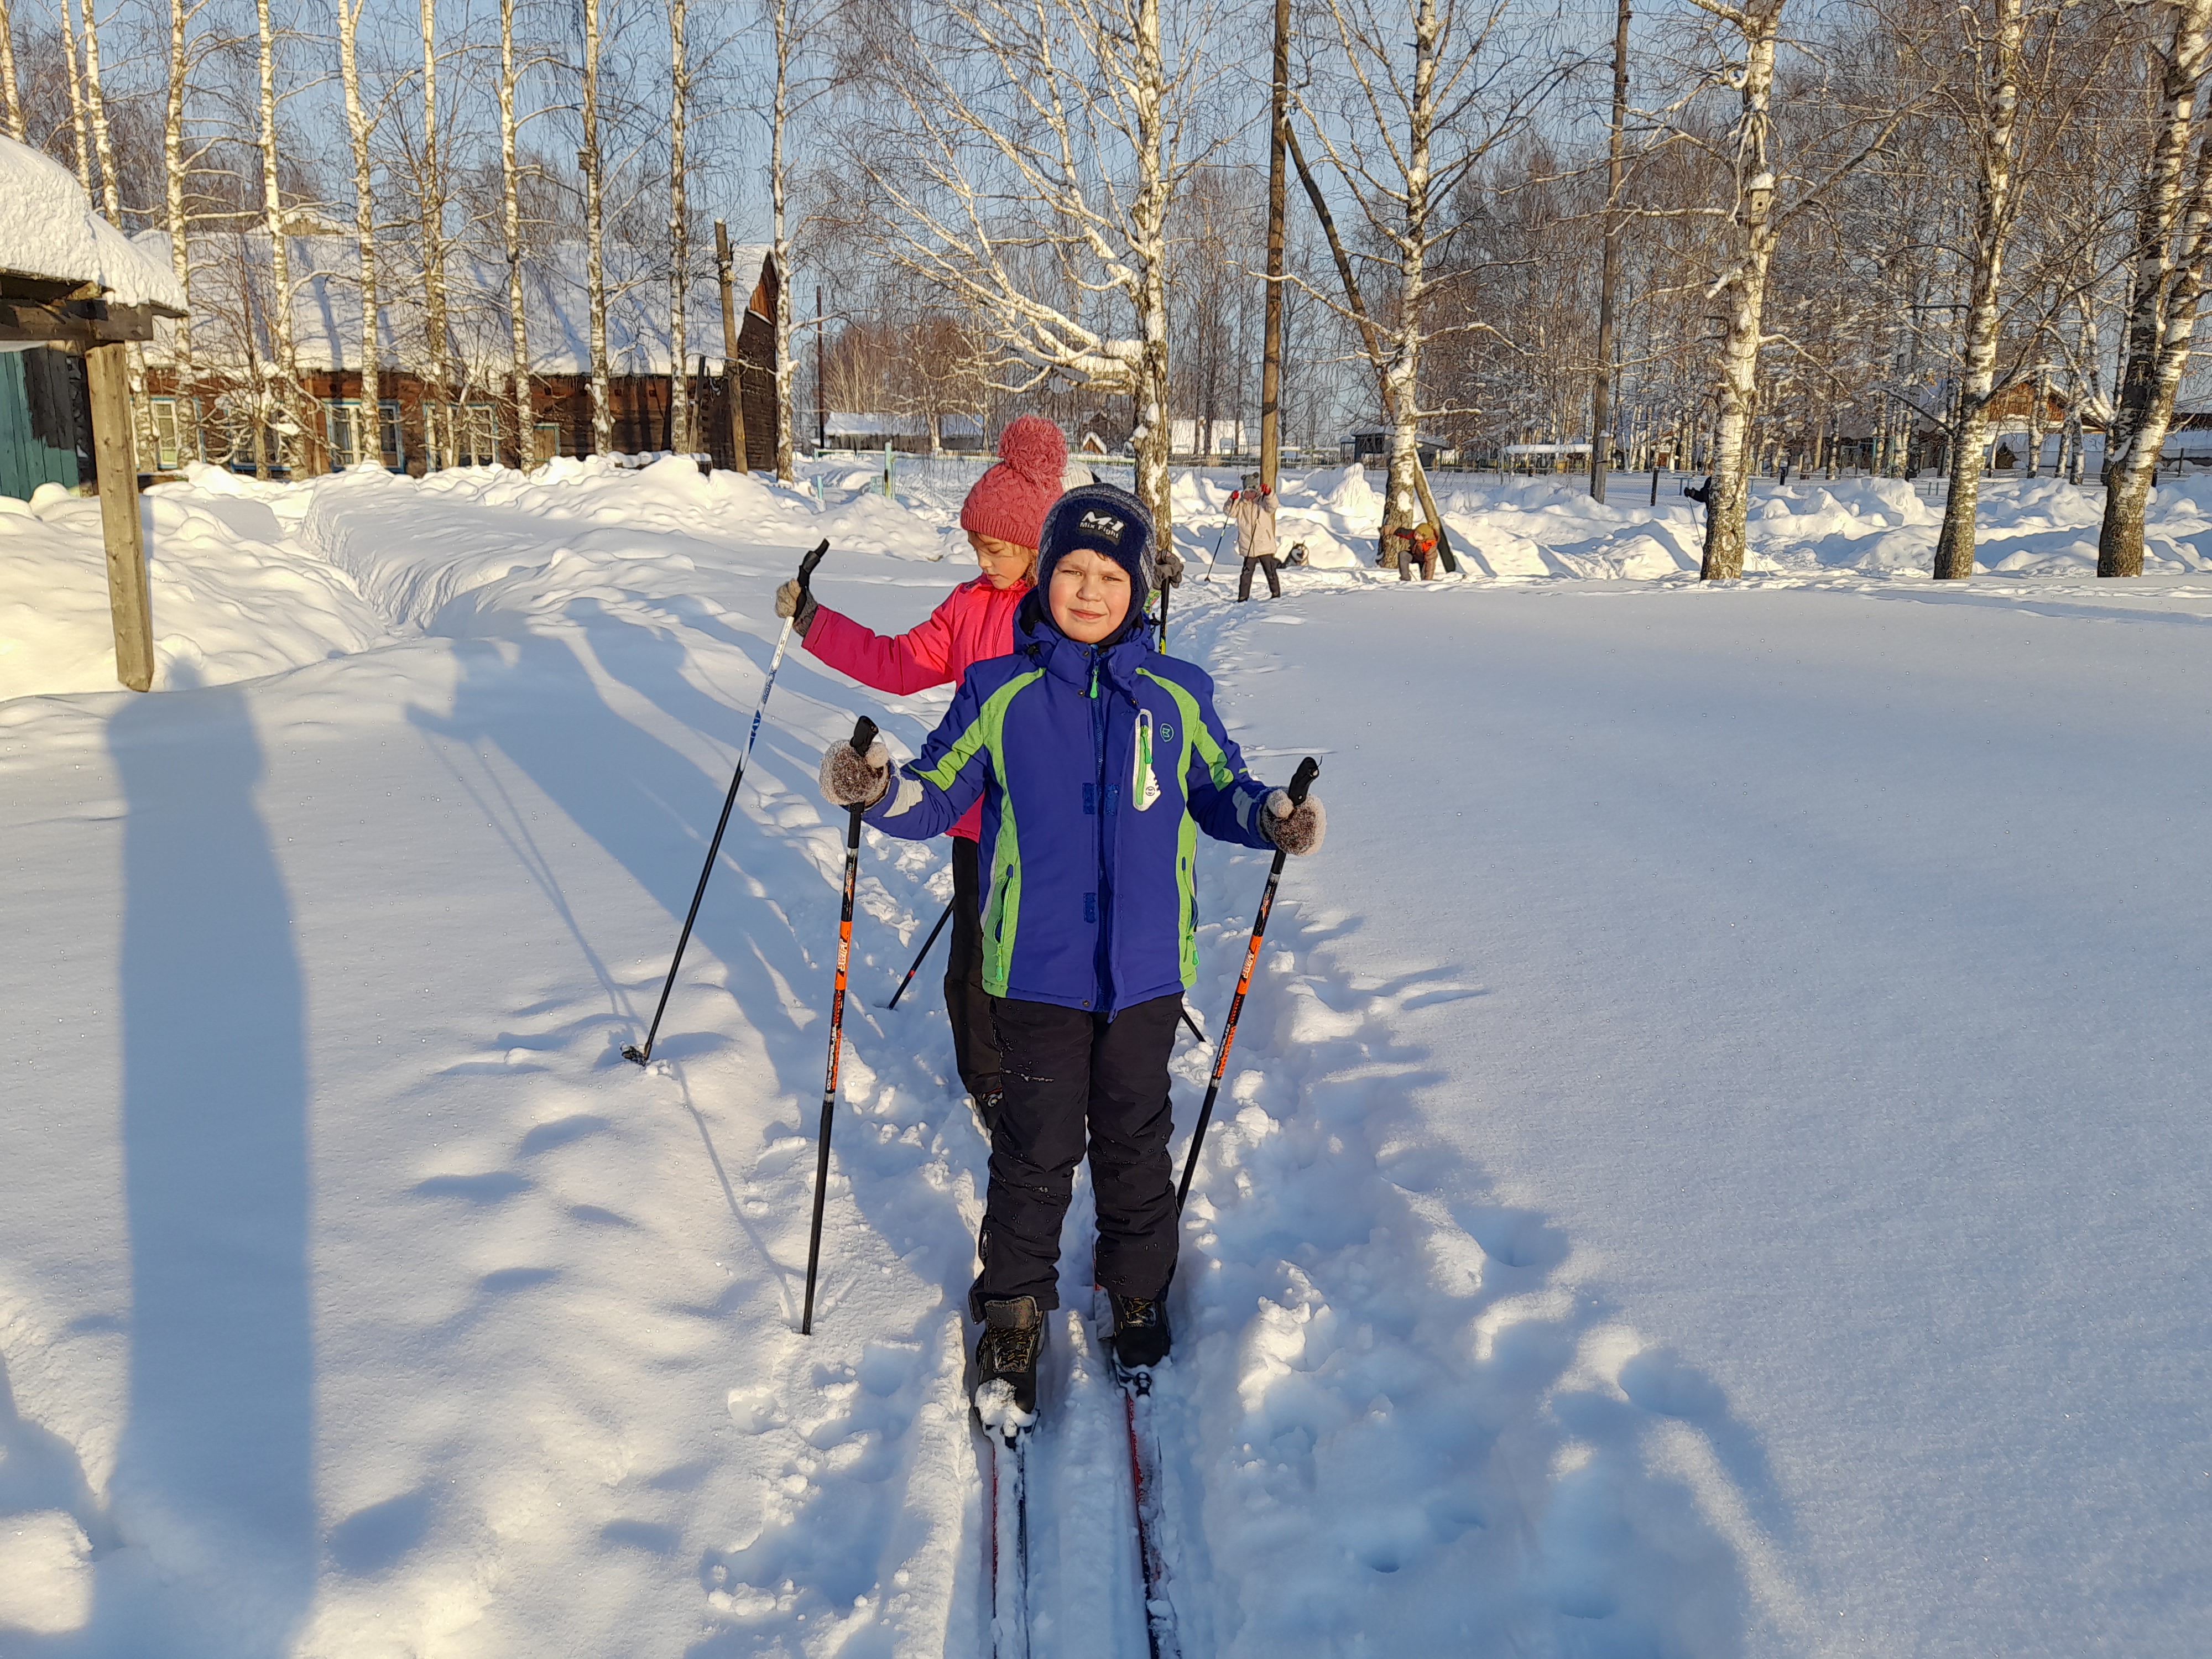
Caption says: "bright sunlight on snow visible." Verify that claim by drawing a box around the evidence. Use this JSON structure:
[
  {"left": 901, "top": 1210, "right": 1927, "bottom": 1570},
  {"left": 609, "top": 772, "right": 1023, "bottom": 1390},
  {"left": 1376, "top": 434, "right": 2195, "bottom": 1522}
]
[{"left": 2, "top": 457, "right": 2207, "bottom": 1657}]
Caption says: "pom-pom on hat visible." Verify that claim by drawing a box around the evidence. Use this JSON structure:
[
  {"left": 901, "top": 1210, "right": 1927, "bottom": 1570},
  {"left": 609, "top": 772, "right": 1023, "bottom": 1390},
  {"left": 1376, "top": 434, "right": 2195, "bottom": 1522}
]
[
  {"left": 1036, "top": 482, "right": 1156, "bottom": 602},
  {"left": 959, "top": 416, "right": 1069, "bottom": 551}
]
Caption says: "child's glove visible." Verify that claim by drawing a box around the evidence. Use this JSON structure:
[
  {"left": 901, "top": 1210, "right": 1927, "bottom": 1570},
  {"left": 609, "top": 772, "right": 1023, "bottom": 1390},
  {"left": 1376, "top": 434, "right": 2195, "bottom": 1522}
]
[
  {"left": 820, "top": 735, "right": 890, "bottom": 808},
  {"left": 1155, "top": 546, "right": 1186, "bottom": 589},
  {"left": 1260, "top": 789, "right": 1324, "bottom": 855},
  {"left": 774, "top": 574, "right": 821, "bottom": 635}
]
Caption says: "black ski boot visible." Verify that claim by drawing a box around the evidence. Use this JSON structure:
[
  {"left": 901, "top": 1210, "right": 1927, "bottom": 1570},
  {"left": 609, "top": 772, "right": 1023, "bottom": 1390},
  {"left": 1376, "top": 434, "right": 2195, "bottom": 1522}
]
[
  {"left": 972, "top": 1296, "right": 1044, "bottom": 1423},
  {"left": 1108, "top": 1292, "right": 1171, "bottom": 1371}
]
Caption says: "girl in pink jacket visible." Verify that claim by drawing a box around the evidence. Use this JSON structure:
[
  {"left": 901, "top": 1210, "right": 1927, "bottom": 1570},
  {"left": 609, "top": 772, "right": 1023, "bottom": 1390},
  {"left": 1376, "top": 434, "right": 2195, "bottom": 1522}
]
[{"left": 774, "top": 415, "right": 1069, "bottom": 1124}]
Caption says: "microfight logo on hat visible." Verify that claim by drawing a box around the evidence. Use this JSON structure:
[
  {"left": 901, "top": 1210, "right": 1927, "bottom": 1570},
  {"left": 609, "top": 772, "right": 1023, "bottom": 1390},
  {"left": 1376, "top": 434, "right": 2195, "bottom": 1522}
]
[{"left": 1078, "top": 509, "right": 1126, "bottom": 536}]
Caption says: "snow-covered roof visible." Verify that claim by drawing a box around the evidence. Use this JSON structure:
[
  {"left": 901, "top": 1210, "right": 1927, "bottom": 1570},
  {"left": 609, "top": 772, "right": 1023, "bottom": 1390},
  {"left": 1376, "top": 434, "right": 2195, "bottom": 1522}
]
[
  {"left": 150, "top": 233, "right": 769, "bottom": 377},
  {"left": 0, "top": 135, "right": 187, "bottom": 311}
]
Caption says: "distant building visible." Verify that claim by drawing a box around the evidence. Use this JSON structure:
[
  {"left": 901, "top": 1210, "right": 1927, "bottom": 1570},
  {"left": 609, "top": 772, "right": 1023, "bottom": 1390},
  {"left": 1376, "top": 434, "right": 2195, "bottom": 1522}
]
[
  {"left": 1339, "top": 426, "right": 1443, "bottom": 468},
  {"left": 138, "top": 236, "right": 784, "bottom": 477},
  {"left": 821, "top": 411, "right": 984, "bottom": 453}
]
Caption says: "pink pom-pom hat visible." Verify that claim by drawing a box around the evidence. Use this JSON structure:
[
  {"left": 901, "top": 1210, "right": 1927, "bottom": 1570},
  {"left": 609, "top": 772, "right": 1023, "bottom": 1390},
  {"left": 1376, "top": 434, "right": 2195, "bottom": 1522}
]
[{"left": 959, "top": 416, "right": 1069, "bottom": 551}]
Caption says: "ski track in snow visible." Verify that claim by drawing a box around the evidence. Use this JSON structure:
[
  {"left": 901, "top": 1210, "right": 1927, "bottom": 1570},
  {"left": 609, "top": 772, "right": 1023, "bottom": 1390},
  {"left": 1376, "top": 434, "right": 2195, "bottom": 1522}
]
[{"left": 3, "top": 459, "right": 2208, "bottom": 1657}]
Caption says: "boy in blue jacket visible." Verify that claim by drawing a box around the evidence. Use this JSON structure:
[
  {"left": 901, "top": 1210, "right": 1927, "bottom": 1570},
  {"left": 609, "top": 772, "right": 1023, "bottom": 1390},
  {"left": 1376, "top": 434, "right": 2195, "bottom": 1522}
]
[{"left": 818, "top": 483, "right": 1325, "bottom": 1419}]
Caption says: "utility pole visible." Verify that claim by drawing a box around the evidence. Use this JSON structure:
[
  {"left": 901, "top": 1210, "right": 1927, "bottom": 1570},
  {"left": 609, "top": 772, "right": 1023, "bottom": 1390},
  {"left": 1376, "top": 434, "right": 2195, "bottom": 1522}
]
[
  {"left": 1259, "top": 0, "right": 1290, "bottom": 493},
  {"left": 815, "top": 284, "right": 825, "bottom": 453},
  {"left": 1588, "top": 0, "right": 1631, "bottom": 502},
  {"left": 716, "top": 220, "right": 749, "bottom": 471}
]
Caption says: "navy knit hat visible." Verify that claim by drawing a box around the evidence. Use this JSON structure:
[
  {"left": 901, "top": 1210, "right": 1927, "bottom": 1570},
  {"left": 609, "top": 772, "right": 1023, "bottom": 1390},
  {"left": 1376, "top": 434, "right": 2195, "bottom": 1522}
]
[{"left": 1036, "top": 482, "right": 1156, "bottom": 597}]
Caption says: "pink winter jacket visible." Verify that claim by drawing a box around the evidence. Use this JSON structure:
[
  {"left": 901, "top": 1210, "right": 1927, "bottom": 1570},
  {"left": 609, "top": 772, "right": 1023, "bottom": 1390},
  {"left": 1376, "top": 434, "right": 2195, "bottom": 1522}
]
[{"left": 804, "top": 574, "right": 1033, "bottom": 839}]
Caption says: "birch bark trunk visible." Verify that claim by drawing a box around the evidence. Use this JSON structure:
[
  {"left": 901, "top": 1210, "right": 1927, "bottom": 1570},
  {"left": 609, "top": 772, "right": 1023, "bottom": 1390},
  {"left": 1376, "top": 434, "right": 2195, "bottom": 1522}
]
[
  {"left": 585, "top": 0, "right": 612, "bottom": 454},
  {"left": 770, "top": 0, "right": 796, "bottom": 481},
  {"left": 80, "top": 0, "right": 119, "bottom": 221},
  {"left": 419, "top": 0, "right": 451, "bottom": 470},
  {"left": 1376, "top": 0, "right": 1442, "bottom": 560},
  {"left": 2098, "top": 0, "right": 2212, "bottom": 577},
  {"left": 1697, "top": 0, "right": 1781, "bottom": 582},
  {"left": 1589, "top": 0, "right": 1630, "bottom": 503},
  {"left": 1932, "top": 0, "right": 2025, "bottom": 582},
  {"left": 0, "top": 0, "right": 23, "bottom": 144},
  {"left": 666, "top": 0, "right": 690, "bottom": 455},
  {"left": 256, "top": 0, "right": 300, "bottom": 474},
  {"left": 60, "top": 0, "right": 92, "bottom": 200},
  {"left": 500, "top": 0, "right": 531, "bottom": 462},
  {"left": 164, "top": 0, "right": 195, "bottom": 458},
  {"left": 1259, "top": 0, "right": 1288, "bottom": 492},
  {"left": 1128, "top": 0, "right": 1173, "bottom": 538},
  {"left": 340, "top": 0, "right": 379, "bottom": 461}
]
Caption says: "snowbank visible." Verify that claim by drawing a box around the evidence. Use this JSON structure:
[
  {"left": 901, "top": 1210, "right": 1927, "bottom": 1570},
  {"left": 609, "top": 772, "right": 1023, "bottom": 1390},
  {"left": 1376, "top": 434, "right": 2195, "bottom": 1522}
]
[
  {"left": 0, "top": 486, "right": 392, "bottom": 699},
  {"left": 0, "top": 136, "right": 185, "bottom": 310}
]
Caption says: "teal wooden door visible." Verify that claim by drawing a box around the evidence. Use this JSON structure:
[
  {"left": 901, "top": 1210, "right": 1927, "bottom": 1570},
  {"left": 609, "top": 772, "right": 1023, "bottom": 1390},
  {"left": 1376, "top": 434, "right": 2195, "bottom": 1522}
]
[{"left": 0, "top": 348, "right": 84, "bottom": 500}]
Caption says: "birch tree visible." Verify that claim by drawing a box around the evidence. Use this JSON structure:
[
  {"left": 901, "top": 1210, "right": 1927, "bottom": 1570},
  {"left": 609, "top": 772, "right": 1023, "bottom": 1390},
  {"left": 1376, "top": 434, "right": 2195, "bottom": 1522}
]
[
  {"left": 1296, "top": 0, "right": 1553, "bottom": 561},
  {"left": 669, "top": 0, "right": 692, "bottom": 454},
  {"left": 338, "top": 0, "right": 380, "bottom": 462},
  {"left": 59, "top": 0, "right": 91, "bottom": 197},
  {"left": 584, "top": 0, "right": 612, "bottom": 453},
  {"left": 499, "top": 0, "right": 531, "bottom": 463},
  {"left": 77, "top": 0, "right": 117, "bottom": 222},
  {"left": 418, "top": 0, "right": 452, "bottom": 469},
  {"left": 164, "top": 0, "right": 206, "bottom": 460},
  {"left": 2098, "top": 0, "right": 2212, "bottom": 578},
  {"left": 1, "top": 0, "right": 23, "bottom": 144},
  {"left": 855, "top": 0, "right": 1218, "bottom": 535},
  {"left": 255, "top": 0, "right": 301, "bottom": 473}
]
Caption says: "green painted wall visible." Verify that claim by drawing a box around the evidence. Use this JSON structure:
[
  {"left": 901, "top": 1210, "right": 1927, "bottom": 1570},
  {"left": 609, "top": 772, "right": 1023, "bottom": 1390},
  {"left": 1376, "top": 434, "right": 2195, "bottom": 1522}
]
[{"left": 0, "top": 348, "right": 84, "bottom": 500}]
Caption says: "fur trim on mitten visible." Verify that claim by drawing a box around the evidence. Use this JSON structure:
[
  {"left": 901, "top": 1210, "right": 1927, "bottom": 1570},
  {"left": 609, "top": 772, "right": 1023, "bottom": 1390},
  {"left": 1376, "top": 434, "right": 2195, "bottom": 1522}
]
[
  {"left": 820, "top": 737, "right": 891, "bottom": 808},
  {"left": 1260, "top": 789, "right": 1325, "bottom": 856},
  {"left": 775, "top": 577, "right": 820, "bottom": 635},
  {"left": 1154, "top": 545, "right": 1186, "bottom": 589}
]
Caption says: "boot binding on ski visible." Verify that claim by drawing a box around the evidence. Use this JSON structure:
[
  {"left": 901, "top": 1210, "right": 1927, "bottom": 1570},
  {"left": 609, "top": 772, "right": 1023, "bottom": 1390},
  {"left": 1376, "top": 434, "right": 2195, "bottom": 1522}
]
[
  {"left": 972, "top": 1295, "right": 1043, "bottom": 1432},
  {"left": 1107, "top": 1291, "right": 1171, "bottom": 1373}
]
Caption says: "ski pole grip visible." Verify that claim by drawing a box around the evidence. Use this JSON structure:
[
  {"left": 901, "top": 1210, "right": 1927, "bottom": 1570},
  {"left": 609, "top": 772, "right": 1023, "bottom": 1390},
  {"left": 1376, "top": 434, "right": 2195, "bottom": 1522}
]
[
  {"left": 849, "top": 715, "right": 878, "bottom": 757},
  {"left": 1287, "top": 756, "right": 1319, "bottom": 807},
  {"left": 797, "top": 538, "right": 830, "bottom": 590}
]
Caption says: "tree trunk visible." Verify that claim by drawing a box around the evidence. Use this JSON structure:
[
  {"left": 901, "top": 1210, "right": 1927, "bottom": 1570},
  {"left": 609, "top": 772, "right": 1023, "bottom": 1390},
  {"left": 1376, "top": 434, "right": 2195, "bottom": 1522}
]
[
  {"left": 164, "top": 0, "right": 196, "bottom": 460},
  {"left": 0, "top": 0, "right": 24, "bottom": 144},
  {"left": 59, "top": 0, "right": 92, "bottom": 199},
  {"left": 770, "top": 0, "right": 796, "bottom": 479},
  {"left": 1699, "top": 1, "right": 1782, "bottom": 582},
  {"left": 1128, "top": 0, "right": 1173, "bottom": 540},
  {"left": 1589, "top": 0, "right": 1630, "bottom": 503},
  {"left": 340, "top": 0, "right": 379, "bottom": 464},
  {"left": 2098, "top": 0, "right": 2212, "bottom": 577},
  {"left": 80, "top": 0, "right": 118, "bottom": 222},
  {"left": 1933, "top": 0, "right": 2025, "bottom": 583},
  {"left": 1258, "top": 0, "right": 1288, "bottom": 493},
  {"left": 667, "top": 0, "right": 690, "bottom": 456},
  {"left": 257, "top": 0, "right": 300, "bottom": 474},
  {"left": 419, "top": 0, "right": 450, "bottom": 470},
  {"left": 584, "top": 0, "right": 612, "bottom": 455},
  {"left": 716, "top": 220, "right": 748, "bottom": 471},
  {"left": 500, "top": 0, "right": 530, "bottom": 464}
]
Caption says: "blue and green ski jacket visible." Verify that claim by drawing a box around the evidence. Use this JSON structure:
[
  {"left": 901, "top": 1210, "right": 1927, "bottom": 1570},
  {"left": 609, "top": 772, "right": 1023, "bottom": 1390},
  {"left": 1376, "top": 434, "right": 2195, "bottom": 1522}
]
[{"left": 865, "top": 602, "right": 1278, "bottom": 1018}]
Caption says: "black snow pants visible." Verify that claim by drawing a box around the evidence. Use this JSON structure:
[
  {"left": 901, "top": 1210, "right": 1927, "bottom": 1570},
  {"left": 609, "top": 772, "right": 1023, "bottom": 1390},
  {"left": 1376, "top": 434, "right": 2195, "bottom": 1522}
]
[
  {"left": 946, "top": 837, "right": 1004, "bottom": 1103},
  {"left": 1238, "top": 554, "right": 1282, "bottom": 601},
  {"left": 969, "top": 992, "right": 1183, "bottom": 1319}
]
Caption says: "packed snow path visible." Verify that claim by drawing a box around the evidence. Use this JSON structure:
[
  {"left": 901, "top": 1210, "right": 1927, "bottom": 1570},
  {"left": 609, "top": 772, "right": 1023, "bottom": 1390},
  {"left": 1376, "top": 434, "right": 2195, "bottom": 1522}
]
[{"left": 1, "top": 460, "right": 2207, "bottom": 1656}]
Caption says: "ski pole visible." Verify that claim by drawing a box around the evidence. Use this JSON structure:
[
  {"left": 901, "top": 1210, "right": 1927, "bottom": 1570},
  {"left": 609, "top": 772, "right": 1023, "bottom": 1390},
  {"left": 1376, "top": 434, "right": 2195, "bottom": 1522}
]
[
  {"left": 1202, "top": 526, "right": 1229, "bottom": 582},
  {"left": 1157, "top": 578, "right": 1171, "bottom": 649},
  {"left": 625, "top": 539, "right": 830, "bottom": 1066},
  {"left": 1175, "top": 755, "right": 1319, "bottom": 1213},
  {"left": 1179, "top": 1004, "right": 1204, "bottom": 1044},
  {"left": 802, "top": 714, "right": 879, "bottom": 1335},
  {"left": 883, "top": 898, "right": 954, "bottom": 1009}
]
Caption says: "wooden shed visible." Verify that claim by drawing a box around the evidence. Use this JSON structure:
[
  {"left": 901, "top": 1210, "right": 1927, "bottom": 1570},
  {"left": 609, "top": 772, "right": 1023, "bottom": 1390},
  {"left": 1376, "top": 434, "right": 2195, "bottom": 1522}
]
[{"left": 0, "top": 135, "right": 189, "bottom": 692}]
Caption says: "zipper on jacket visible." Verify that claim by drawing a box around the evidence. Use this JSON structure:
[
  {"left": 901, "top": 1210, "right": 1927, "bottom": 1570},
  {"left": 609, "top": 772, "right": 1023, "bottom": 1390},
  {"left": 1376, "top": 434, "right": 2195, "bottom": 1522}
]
[{"left": 1088, "top": 654, "right": 1114, "bottom": 1011}]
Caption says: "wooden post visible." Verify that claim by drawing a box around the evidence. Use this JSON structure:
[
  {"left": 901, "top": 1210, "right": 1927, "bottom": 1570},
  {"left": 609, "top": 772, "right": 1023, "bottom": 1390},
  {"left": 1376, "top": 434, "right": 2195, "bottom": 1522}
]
[
  {"left": 86, "top": 341, "right": 153, "bottom": 691},
  {"left": 716, "top": 220, "right": 748, "bottom": 472}
]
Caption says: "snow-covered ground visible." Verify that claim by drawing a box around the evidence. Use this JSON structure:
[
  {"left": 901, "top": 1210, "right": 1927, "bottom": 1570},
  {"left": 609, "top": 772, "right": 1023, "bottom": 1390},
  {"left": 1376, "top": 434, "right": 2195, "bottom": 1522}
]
[{"left": 2, "top": 458, "right": 2207, "bottom": 1657}]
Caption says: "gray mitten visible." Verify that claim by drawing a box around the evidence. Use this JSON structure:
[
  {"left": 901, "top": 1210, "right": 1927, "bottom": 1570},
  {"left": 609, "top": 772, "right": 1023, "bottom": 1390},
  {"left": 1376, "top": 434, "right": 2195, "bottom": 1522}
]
[
  {"left": 775, "top": 576, "right": 820, "bottom": 635},
  {"left": 1154, "top": 546, "right": 1186, "bottom": 589},
  {"left": 1260, "top": 788, "right": 1324, "bottom": 856},
  {"left": 820, "top": 736, "right": 890, "bottom": 808}
]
